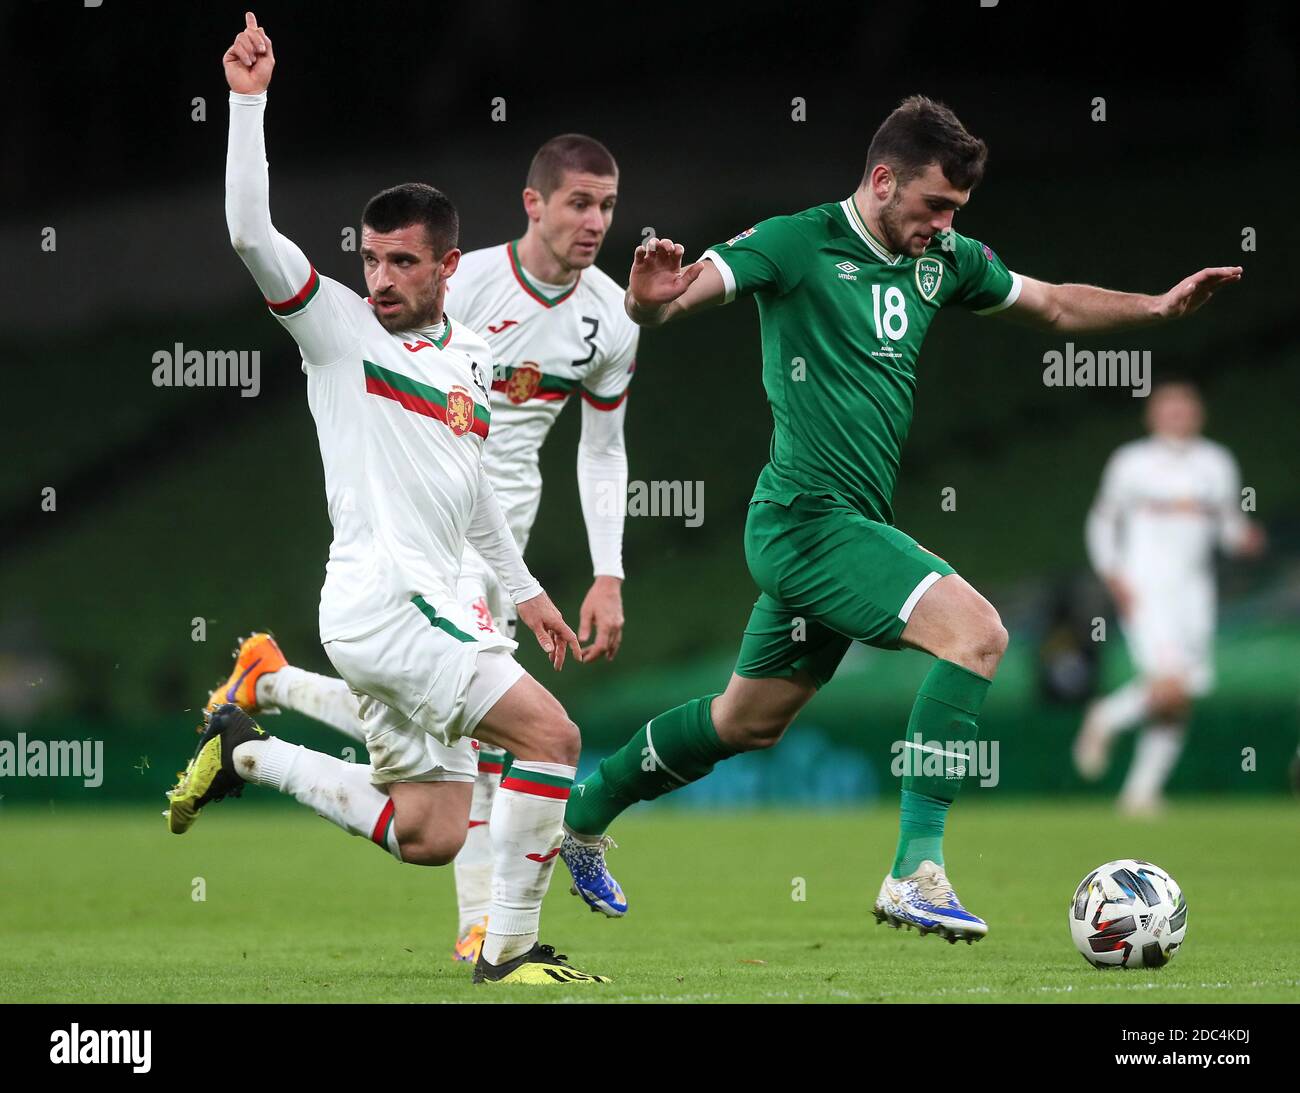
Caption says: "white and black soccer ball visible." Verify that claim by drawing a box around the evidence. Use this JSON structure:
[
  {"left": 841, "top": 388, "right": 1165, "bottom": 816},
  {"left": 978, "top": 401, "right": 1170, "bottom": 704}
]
[{"left": 1069, "top": 859, "right": 1187, "bottom": 968}]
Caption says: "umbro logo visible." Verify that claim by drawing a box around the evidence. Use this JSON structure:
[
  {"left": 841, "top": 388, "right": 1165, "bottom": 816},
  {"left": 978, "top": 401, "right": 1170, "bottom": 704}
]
[{"left": 835, "top": 261, "right": 859, "bottom": 281}]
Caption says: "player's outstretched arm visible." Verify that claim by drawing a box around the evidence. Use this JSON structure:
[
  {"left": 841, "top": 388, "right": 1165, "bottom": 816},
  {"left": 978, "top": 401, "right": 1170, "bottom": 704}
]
[
  {"left": 224, "top": 13, "right": 355, "bottom": 363},
  {"left": 1001, "top": 268, "right": 1243, "bottom": 334},
  {"left": 625, "top": 237, "right": 726, "bottom": 327},
  {"left": 466, "top": 467, "right": 580, "bottom": 670}
]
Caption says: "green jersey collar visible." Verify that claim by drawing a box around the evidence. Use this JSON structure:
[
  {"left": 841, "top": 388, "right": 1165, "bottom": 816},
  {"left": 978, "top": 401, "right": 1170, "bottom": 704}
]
[
  {"left": 412, "top": 317, "right": 453, "bottom": 349},
  {"left": 840, "top": 197, "right": 903, "bottom": 265},
  {"left": 508, "top": 239, "right": 581, "bottom": 307}
]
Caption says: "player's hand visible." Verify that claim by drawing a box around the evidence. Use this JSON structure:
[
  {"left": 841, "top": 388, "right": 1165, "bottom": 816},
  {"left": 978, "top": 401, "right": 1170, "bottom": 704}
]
[
  {"left": 1154, "top": 266, "right": 1242, "bottom": 321},
  {"left": 628, "top": 237, "right": 705, "bottom": 316},
  {"left": 223, "top": 11, "right": 275, "bottom": 95},
  {"left": 517, "top": 591, "right": 582, "bottom": 671},
  {"left": 1237, "top": 521, "right": 1267, "bottom": 559},
  {"left": 1105, "top": 574, "right": 1134, "bottom": 619},
  {"left": 577, "top": 575, "right": 625, "bottom": 663}
]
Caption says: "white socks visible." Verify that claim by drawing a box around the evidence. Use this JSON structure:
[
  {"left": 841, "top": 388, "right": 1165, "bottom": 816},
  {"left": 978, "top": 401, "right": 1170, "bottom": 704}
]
[
  {"left": 1121, "top": 724, "right": 1185, "bottom": 805},
  {"left": 482, "top": 760, "right": 576, "bottom": 965},
  {"left": 1089, "top": 680, "right": 1150, "bottom": 739},
  {"left": 256, "top": 667, "right": 365, "bottom": 742},
  {"left": 453, "top": 748, "right": 505, "bottom": 934},
  {"left": 233, "top": 737, "right": 401, "bottom": 858},
  {"left": 228, "top": 736, "right": 580, "bottom": 965}
]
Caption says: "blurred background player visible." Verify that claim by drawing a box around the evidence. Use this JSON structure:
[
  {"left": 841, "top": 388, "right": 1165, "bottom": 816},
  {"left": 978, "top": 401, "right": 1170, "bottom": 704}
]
[
  {"left": 1074, "top": 380, "right": 1264, "bottom": 813},
  {"left": 206, "top": 133, "right": 638, "bottom": 963},
  {"left": 173, "top": 13, "right": 608, "bottom": 987}
]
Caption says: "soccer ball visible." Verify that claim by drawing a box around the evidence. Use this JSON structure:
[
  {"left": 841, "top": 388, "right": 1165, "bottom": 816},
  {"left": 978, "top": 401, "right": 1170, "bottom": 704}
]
[{"left": 1069, "top": 859, "right": 1187, "bottom": 968}]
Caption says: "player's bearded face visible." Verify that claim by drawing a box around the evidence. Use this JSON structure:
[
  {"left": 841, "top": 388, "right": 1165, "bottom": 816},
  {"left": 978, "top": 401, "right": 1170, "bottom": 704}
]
[
  {"left": 537, "top": 171, "right": 618, "bottom": 271},
  {"left": 361, "top": 224, "right": 454, "bottom": 332},
  {"left": 877, "top": 188, "right": 914, "bottom": 255}
]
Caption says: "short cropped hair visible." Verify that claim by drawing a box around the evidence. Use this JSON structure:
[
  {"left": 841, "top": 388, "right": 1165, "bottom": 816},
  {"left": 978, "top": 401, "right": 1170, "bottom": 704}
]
[
  {"left": 525, "top": 134, "right": 618, "bottom": 198},
  {"left": 864, "top": 95, "right": 987, "bottom": 191},
  {"left": 362, "top": 183, "right": 459, "bottom": 254}
]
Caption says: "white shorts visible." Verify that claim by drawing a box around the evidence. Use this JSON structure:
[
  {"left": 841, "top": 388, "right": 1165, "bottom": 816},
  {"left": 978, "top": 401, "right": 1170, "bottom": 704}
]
[
  {"left": 324, "top": 596, "right": 525, "bottom": 785},
  {"left": 1122, "top": 579, "right": 1216, "bottom": 696}
]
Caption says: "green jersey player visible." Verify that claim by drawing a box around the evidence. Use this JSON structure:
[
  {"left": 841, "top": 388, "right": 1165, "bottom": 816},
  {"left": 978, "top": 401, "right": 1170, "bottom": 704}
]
[{"left": 561, "top": 94, "right": 1242, "bottom": 940}]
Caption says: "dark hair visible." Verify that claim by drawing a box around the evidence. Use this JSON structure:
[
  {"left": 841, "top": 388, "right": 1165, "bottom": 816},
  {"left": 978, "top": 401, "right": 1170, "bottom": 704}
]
[
  {"left": 863, "top": 95, "right": 987, "bottom": 191},
  {"left": 525, "top": 134, "right": 618, "bottom": 198},
  {"left": 362, "top": 183, "right": 459, "bottom": 254}
]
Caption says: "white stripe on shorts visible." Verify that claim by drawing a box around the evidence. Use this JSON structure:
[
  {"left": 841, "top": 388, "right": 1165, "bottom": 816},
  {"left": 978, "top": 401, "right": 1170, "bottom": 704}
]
[{"left": 898, "top": 571, "right": 943, "bottom": 623}]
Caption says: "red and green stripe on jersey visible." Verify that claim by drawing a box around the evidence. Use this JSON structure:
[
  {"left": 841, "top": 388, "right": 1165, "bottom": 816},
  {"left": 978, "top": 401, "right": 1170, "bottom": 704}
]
[
  {"left": 492, "top": 364, "right": 627, "bottom": 411},
  {"left": 500, "top": 766, "right": 573, "bottom": 801},
  {"left": 492, "top": 365, "right": 577, "bottom": 403},
  {"left": 365, "top": 359, "right": 490, "bottom": 439},
  {"left": 266, "top": 266, "right": 321, "bottom": 316},
  {"left": 580, "top": 386, "right": 627, "bottom": 411}
]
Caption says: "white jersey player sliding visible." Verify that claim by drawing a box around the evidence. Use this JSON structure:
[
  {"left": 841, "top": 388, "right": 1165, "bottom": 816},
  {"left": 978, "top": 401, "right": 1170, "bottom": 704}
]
[
  {"left": 203, "top": 138, "right": 637, "bottom": 964},
  {"left": 1073, "top": 381, "right": 1264, "bottom": 813},
  {"left": 167, "top": 12, "right": 609, "bottom": 987}
]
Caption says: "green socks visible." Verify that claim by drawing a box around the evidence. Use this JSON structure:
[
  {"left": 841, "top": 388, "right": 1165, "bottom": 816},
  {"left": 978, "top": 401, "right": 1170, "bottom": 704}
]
[
  {"left": 891, "top": 659, "right": 991, "bottom": 878},
  {"left": 563, "top": 660, "right": 989, "bottom": 872},
  {"left": 565, "top": 694, "right": 735, "bottom": 837}
]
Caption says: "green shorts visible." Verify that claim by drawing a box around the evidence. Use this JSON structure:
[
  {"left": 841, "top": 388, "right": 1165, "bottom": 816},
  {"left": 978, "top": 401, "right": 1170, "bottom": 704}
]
[{"left": 735, "top": 494, "right": 956, "bottom": 688}]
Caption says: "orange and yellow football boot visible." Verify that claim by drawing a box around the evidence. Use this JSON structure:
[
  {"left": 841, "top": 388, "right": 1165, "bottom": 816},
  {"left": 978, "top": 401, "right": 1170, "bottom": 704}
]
[
  {"left": 452, "top": 921, "right": 487, "bottom": 964},
  {"left": 205, "top": 632, "right": 287, "bottom": 715}
]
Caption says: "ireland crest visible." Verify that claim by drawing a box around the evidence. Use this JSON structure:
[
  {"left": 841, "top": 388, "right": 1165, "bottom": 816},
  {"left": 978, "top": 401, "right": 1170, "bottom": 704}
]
[
  {"left": 445, "top": 385, "right": 476, "bottom": 437},
  {"left": 914, "top": 257, "right": 944, "bottom": 303},
  {"left": 505, "top": 361, "right": 542, "bottom": 404}
]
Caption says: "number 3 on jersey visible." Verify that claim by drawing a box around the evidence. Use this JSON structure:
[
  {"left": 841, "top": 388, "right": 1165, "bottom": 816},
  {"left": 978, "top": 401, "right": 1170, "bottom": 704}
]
[
  {"left": 870, "top": 284, "right": 908, "bottom": 340},
  {"left": 571, "top": 316, "right": 599, "bottom": 366}
]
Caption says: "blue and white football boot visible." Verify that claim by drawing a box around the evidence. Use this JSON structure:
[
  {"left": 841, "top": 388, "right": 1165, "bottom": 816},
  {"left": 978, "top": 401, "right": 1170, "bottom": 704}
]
[
  {"left": 873, "top": 860, "right": 988, "bottom": 943},
  {"left": 561, "top": 832, "right": 627, "bottom": 917}
]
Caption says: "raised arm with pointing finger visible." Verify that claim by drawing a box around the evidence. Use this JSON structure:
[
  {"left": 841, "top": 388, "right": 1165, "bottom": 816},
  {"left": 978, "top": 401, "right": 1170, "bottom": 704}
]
[{"left": 223, "top": 12, "right": 361, "bottom": 367}]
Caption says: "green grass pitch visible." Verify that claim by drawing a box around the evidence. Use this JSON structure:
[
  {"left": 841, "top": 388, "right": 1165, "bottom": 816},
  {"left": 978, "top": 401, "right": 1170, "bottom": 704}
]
[{"left": 2, "top": 800, "right": 1297, "bottom": 1003}]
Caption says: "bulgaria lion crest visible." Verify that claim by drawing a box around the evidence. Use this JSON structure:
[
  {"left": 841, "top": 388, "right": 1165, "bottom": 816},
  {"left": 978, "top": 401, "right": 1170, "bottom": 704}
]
[
  {"left": 445, "top": 385, "right": 476, "bottom": 437},
  {"left": 505, "top": 361, "right": 542, "bottom": 405}
]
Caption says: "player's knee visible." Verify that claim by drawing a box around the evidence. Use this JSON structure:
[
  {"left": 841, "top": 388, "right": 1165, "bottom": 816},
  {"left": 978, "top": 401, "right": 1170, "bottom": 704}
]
[
  {"left": 724, "top": 711, "right": 793, "bottom": 752},
  {"left": 742, "top": 723, "right": 788, "bottom": 750},
  {"left": 399, "top": 827, "right": 465, "bottom": 867},
  {"left": 1148, "top": 678, "right": 1190, "bottom": 721},
  {"left": 533, "top": 711, "right": 581, "bottom": 766},
  {"left": 961, "top": 602, "right": 1007, "bottom": 673},
  {"left": 984, "top": 613, "right": 1010, "bottom": 661}
]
